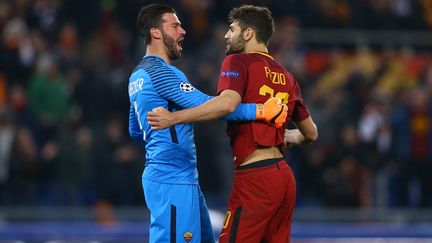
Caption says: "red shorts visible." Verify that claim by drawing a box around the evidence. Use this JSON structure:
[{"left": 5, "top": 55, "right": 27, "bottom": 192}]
[{"left": 219, "top": 158, "right": 296, "bottom": 243}]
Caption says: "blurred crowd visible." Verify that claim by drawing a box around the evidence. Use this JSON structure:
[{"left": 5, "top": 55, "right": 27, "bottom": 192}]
[{"left": 0, "top": 0, "right": 431, "bottom": 210}]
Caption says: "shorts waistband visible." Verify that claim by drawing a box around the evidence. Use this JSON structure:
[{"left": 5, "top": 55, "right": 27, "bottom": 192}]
[{"left": 235, "top": 157, "right": 285, "bottom": 170}]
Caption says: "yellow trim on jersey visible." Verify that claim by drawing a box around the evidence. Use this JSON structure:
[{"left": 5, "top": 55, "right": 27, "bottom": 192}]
[{"left": 252, "top": 51, "right": 274, "bottom": 60}]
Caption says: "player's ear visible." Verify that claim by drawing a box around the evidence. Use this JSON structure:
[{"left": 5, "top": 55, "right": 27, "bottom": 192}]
[
  {"left": 150, "top": 28, "right": 162, "bottom": 40},
  {"left": 243, "top": 27, "right": 254, "bottom": 42}
]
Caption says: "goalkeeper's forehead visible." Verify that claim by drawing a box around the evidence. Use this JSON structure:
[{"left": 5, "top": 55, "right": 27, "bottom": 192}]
[{"left": 161, "top": 13, "right": 182, "bottom": 26}]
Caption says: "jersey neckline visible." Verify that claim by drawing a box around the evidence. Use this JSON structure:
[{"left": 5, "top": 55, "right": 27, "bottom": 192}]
[
  {"left": 252, "top": 51, "right": 274, "bottom": 60},
  {"left": 144, "top": 54, "right": 165, "bottom": 62}
]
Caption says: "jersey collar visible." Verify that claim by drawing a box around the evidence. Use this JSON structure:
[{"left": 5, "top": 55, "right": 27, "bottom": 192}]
[
  {"left": 252, "top": 51, "right": 274, "bottom": 60},
  {"left": 144, "top": 54, "right": 165, "bottom": 62}
]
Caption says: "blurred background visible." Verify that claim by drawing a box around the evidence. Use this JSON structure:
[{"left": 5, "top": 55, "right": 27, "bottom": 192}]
[{"left": 0, "top": 0, "right": 432, "bottom": 242}]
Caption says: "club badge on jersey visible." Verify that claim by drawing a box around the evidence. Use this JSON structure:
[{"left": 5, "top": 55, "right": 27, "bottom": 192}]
[{"left": 183, "top": 231, "right": 193, "bottom": 242}]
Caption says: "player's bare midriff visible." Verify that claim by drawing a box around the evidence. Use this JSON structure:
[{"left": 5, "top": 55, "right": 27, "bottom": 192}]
[{"left": 240, "top": 146, "right": 283, "bottom": 166}]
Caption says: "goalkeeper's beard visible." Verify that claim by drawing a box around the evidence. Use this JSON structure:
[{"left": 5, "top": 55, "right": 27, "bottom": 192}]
[
  {"left": 226, "top": 35, "right": 246, "bottom": 55},
  {"left": 162, "top": 31, "right": 182, "bottom": 61}
]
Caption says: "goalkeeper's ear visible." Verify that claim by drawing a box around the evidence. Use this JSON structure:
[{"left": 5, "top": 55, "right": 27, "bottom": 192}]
[{"left": 150, "top": 28, "right": 162, "bottom": 40}]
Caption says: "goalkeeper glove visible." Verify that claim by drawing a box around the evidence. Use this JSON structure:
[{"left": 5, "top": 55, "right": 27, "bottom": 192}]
[{"left": 256, "top": 97, "right": 288, "bottom": 128}]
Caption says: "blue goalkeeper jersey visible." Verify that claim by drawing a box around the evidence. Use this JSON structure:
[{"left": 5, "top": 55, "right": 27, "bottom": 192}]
[{"left": 128, "top": 55, "right": 255, "bottom": 184}]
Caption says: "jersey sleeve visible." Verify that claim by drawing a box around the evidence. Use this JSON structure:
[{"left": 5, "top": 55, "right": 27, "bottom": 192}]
[
  {"left": 217, "top": 54, "right": 248, "bottom": 97},
  {"left": 150, "top": 64, "right": 255, "bottom": 121},
  {"left": 290, "top": 80, "right": 310, "bottom": 123},
  {"left": 149, "top": 64, "right": 213, "bottom": 109},
  {"left": 128, "top": 103, "right": 145, "bottom": 143},
  {"left": 222, "top": 103, "right": 256, "bottom": 121}
]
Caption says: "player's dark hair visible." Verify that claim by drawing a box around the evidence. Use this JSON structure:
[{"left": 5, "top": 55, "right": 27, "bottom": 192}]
[
  {"left": 228, "top": 5, "right": 275, "bottom": 45},
  {"left": 137, "top": 4, "right": 176, "bottom": 44}
]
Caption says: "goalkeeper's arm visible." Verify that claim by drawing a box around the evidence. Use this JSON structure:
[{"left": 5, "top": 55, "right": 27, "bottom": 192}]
[{"left": 147, "top": 89, "right": 287, "bottom": 130}]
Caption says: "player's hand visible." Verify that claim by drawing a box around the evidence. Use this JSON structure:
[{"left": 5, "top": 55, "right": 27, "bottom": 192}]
[
  {"left": 147, "top": 107, "right": 176, "bottom": 130},
  {"left": 256, "top": 97, "right": 288, "bottom": 128},
  {"left": 284, "top": 129, "right": 296, "bottom": 149}
]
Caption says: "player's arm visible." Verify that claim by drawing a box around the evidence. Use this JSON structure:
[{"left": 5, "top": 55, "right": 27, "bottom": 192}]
[
  {"left": 171, "top": 89, "right": 243, "bottom": 122},
  {"left": 150, "top": 65, "right": 257, "bottom": 121},
  {"left": 169, "top": 87, "right": 258, "bottom": 122},
  {"left": 150, "top": 89, "right": 243, "bottom": 125},
  {"left": 128, "top": 71, "right": 150, "bottom": 144},
  {"left": 128, "top": 103, "right": 145, "bottom": 143},
  {"left": 148, "top": 90, "right": 286, "bottom": 129},
  {"left": 284, "top": 80, "right": 318, "bottom": 147},
  {"left": 150, "top": 65, "right": 285, "bottom": 125},
  {"left": 169, "top": 89, "right": 285, "bottom": 124},
  {"left": 284, "top": 116, "right": 318, "bottom": 146}
]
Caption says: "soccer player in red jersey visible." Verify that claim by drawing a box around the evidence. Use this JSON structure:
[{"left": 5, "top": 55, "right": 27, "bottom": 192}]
[
  {"left": 215, "top": 6, "right": 318, "bottom": 243},
  {"left": 147, "top": 5, "right": 318, "bottom": 243}
]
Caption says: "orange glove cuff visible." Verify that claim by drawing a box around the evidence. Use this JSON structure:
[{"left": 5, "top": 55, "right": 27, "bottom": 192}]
[{"left": 256, "top": 104, "right": 265, "bottom": 120}]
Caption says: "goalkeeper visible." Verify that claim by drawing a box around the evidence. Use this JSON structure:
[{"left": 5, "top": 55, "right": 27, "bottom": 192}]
[{"left": 148, "top": 5, "right": 318, "bottom": 243}]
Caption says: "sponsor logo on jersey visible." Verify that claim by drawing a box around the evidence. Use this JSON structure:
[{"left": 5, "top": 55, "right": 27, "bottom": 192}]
[
  {"left": 129, "top": 78, "right": 144, "bottom": 96},
  {"left": 183, "top": 231, "right": 192, "bottom": 242},
  {"left": 179, "top": 82, "right": 195, "bottom": 92},
  {"left": 220, "top": 70, "right": 240, "bottom": 78}
]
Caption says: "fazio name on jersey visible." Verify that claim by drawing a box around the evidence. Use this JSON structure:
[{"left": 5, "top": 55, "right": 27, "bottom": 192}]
[{"left": 129, "top": 78, "right": 144, "bottom": 96}]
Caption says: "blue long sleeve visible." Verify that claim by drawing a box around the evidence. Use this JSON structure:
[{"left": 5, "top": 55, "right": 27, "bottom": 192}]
[
  {"left": 223, "top": 103, "right": 256, "bottom": 121},
  {"left": 129, "top": 103, "right": 145, "bottom": 144},
  {"left": 145, "top": 61, "right": 256, "bottom": 121}
]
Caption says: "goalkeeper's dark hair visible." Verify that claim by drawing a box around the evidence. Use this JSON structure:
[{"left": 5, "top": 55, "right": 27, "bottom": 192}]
[
  {"left": 228, "top": 5, "right": 274, "bottom": 45},
  {"left": 137, "top": 4, "right": 176, "bottom": 44}
]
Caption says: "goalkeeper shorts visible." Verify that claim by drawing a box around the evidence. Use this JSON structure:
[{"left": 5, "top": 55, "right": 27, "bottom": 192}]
[{"left": 142, "top": 178, "right": 215, "bottom": 243}]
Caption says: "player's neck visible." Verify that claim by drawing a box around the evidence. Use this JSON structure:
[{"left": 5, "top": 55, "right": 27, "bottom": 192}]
[
  {"left": 244, "top": 42, "right": 268, "bottom": 54},
  {"left": 146, "top": 44, "right": 171, "bottom": 64}
]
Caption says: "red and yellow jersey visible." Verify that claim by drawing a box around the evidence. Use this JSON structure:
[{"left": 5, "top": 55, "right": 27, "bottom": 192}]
[{"left": 217, "top": 52, "right": 310, "bottom": 165}]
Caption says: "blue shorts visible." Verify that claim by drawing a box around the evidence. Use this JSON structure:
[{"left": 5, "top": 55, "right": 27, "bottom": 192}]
[{"left": 142, "top": 178, "right": 215, "bottom": 243}]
